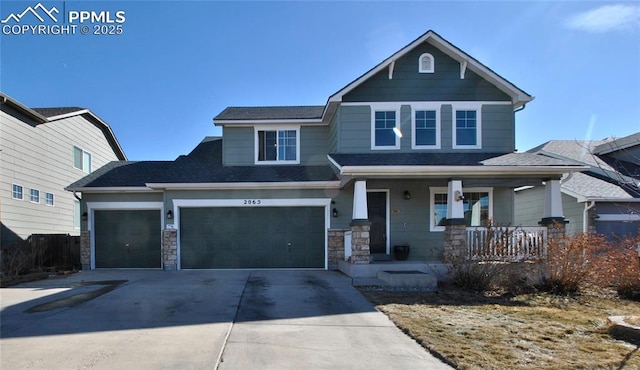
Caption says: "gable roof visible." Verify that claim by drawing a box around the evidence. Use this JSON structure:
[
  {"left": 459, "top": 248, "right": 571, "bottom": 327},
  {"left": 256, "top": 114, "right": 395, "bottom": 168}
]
[
  {"left": 214, "top": 30, "right": 533, "bottom": 125},
  {"left": 593, "top": 132, "right": 640, "bottom": 155},
  {"left": 67, "top": 137, "right": 339, "bottom": 191},
  {"left": 528, "top": 139, "right": 640, "bottom": 200},
  {"left": 327, "top": 30, "right": 533, "bottom": 109},
  {"left": 1, "top": 93, "right": 127, "bottom": 161}
]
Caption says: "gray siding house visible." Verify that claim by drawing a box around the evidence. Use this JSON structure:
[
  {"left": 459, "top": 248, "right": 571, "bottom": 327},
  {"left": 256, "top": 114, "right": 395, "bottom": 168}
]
[
  {"left": 1, "top": 93, "right": 126, "bottom": 247},
  {"left": 515, "top": 133, "right": 640, "bottom": 239},
  {"left": 68, "top": 30, "right": 584, "bottom": 271}
]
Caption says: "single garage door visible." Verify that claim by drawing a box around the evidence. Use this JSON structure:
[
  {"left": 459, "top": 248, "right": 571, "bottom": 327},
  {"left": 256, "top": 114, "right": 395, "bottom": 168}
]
[
  {"left": 94, "top": 210, "right": 161, "bottom": 268},
  {"left": 180, "top": 207, "right": 325, "bottom": 269}
]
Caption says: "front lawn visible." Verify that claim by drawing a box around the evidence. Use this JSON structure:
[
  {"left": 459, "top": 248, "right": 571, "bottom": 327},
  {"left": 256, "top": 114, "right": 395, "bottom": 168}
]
[{"left": 360, "top": 287, "right": 640, "bottom": 369}]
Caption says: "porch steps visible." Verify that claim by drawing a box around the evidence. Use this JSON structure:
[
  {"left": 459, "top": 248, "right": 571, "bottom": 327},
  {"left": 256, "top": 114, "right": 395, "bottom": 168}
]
[{"left": 377, "top": 270, "right": 437, "bottom": 290}]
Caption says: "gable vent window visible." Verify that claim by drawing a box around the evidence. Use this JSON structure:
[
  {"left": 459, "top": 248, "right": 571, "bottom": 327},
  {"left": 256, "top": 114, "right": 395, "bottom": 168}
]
[
  {"left": 256, "top": 128, "right": 299, "bottom": 163},
  {"left": 418, "top": 53, "right": 434, "bottom": 73}
]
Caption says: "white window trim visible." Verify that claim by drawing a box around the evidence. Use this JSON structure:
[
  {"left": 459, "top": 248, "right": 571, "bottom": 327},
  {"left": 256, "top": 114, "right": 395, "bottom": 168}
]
[
  {"left": 370, "top": 103, "right": 401, "bottom": 150},
  {"left": 452, "top": 103, "right": 482, "bottom": 149},
  {"left": 418, "top": 53, "right": 435, "bottom": 73},
  {"left": 12, "top": 183, "right": 23, "bottom": 200},
  {"left": 411, "top": 103, "right": 441, "bottom": 149},
  {"left": 30, "top": 188, "right": 40, "bottom": 204},
  {"left": 45, "top": 192, "right": 55, "bottom": 206},
  {"left": 73, "top": 146, "right": 92, "bottom": 173},
  {"left": 429, "top": 187, "right": 493, "bottom": 232},
  {"left": 254, "top": 125, "right": 301, "bottom": 165}
]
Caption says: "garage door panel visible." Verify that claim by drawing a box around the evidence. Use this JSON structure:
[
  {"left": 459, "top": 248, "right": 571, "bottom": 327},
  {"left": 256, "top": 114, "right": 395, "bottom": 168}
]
[
  {"left": 180, "top": 206, "right": 325, "bottom": 269},
  {"left": 94, "top": 210, "right": 161, "bottom": 268}
]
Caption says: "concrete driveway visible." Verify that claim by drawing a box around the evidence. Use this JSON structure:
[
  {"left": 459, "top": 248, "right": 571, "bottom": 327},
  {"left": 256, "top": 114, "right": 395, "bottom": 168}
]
[{"left": 1, "top": 270, "right": 451, "bottom": 369}]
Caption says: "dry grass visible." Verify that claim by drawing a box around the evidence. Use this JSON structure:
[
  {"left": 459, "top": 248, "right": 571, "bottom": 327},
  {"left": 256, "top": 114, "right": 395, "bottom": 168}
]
[{"left": 360, "top": 287, "right": 640, "bottom": 369}]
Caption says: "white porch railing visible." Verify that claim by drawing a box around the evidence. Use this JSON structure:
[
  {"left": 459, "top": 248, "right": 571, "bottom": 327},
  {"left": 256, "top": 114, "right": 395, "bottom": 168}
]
[{"left": 466, "top": 226, "right": 547, "bottom": 261}]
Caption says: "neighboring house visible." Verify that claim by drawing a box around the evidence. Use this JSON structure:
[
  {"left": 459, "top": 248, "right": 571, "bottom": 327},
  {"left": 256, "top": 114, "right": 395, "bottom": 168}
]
[
  {"left": 68, "top": 30, "right": 584, "bottom": 271},
  {"left": 0, "top": 93, "right": 126, "bottom": 247},
  {"left": 515, "top": 133, "right": 640, "bottom": 239}
]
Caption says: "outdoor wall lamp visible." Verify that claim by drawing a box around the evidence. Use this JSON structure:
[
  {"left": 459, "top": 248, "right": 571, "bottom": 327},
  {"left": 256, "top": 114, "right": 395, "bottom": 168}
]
[
  {"left": 332, "top": 208, "right": 338, "bottom": 218},
  {"left": 404, "top": 190, "right": 411, "bottom": 200},
  {"left": 455, "top": 191, "right": 465, "bottom": 202},
  {"left": 167, "top": 210, "right": 173, "bottom": 219},
  {"left": 81, "top": 212, "right": 88, "bottom": 221}
]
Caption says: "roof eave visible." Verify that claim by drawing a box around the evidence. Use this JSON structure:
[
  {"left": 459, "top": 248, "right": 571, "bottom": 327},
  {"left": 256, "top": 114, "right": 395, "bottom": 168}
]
[
  {"left": 214, "top": 118, "right": 324, "bottom": 126},
  {"left": 145, "top": 181, "right": 341, "bottom": 190},
  {"left": 338, "top": 165, "right": 587, "bottom": 177},
  {"left": 65, "top": 186, "right": 157, "bottom": 193},
  {"left": 0, "top": 93, "right": 48, "bottom": 123}
]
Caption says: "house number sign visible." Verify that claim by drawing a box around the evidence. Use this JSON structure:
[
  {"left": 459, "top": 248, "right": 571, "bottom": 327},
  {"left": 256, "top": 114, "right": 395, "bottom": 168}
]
[{"left": 243, "top": 199, "right": 262, "bottom": 205}]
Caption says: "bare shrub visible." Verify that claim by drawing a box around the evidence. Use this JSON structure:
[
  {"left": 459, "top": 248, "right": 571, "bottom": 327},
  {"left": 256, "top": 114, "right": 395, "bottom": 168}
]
[
  {"left": 1, "top": 242, "right": 32, "bottom": 278},
  {"left": 589, "top": 233, "right": 640, "bottom": 300}
]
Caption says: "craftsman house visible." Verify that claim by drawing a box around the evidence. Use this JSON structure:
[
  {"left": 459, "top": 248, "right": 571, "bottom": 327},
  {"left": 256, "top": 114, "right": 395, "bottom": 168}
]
[
  {"left": 68, "top": 30, "right": 584, "bottom": 273},
  {"left": 1, "top": 93, "right": 126, "bottom": 247}
]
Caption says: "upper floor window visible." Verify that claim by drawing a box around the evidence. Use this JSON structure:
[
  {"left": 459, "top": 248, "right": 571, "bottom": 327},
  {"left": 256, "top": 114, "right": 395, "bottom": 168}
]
[
  {"left": 430, "top": 187, "right": 493, "bottom": 231},
  {"left": 30, "top": 188, "right": 40, "bottom": 203},
  {"left": 418, "top": 53, "right": 434, "bottom": 73},
  {"left": 12, "top": 184, "right": 23, "bottom": 200},
  {"left": 371, "top": 104, "right": 400, "bottom": 150},
  {"left": 45, "top": 192, "right": 54, "bottom": 206},
  {"left": 255, "top": 127, "right": 299, "bottom": 164},
  {"left": 453, "top": 104, "right": 482, "bottom": 149},
  {"left": 73, "top": 146, "right": 92, "bottom": 173},
  {"left": 412, "top": 103, "right": 440, "bottom": 149}
]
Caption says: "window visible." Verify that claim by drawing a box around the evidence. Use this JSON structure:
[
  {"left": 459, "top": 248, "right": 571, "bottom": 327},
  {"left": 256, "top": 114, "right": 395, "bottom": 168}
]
[
  {"left": 74, "top": 200, "right": 81, "bottom": 229},
  {"left": 255, "top": 127, "right": 299, "bottom": 163},
  {"left": 12, "top": 184, "right": 23, "bottom": 200},
  {"left": 73, "top": 146, "right": 92, "bottom": 173},
  {"left": 418, "top": 53, "right": 434, "bottom": 73},
  {"left": 430, "top": 187, "right": 492, "bottom": 231},
  {"left": 412, "top": 104, "right": 440, "bottom": 149},
  {"left": 453, "top": 105, "right": 482, "bottom": 149},
  {"left": 30, "top": 189, "right": 40, "bottom": 203},
  {"left": 371, "top": 104, "right": 401, "bottom": 150},
  {"left": 45, "top": 192, "right": 54, "bottom": 206}
]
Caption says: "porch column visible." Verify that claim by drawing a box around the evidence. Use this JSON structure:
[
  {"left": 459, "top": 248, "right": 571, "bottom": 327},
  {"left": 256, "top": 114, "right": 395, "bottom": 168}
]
[
  {"left": 350, "top": 179, "right": 371, "bottom": 264},
  {"left": 444, "top": 179, "right": 467, "bottom": 263},
  {"left": 541, "top": 179, "right": 565, "bottom": 224}
]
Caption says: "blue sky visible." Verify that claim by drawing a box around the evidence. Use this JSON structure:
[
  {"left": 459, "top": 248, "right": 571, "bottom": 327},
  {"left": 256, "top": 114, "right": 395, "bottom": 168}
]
[{"left": 2, "top": 1, "right": 639, "bottom": 160}]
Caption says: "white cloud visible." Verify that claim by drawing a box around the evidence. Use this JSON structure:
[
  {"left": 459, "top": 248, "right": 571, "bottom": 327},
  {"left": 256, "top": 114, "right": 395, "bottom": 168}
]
[{"left": 566, "top": 4, "right": 640, "bottom": 33}]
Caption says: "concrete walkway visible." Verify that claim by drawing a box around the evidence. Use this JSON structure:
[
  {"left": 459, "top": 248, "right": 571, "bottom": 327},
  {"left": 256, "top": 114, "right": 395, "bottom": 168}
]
[{"left": 1, "top": 270, "right": 451, "bottom": 369}]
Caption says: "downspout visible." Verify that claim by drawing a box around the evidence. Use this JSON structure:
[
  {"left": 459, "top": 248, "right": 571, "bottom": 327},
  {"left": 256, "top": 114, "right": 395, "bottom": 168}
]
[
  {"left": 73, "top": 191, "right": 82, "bottom": 201},
  {"left": 583, "top": 201, "right": 596, "bottom": 233}
]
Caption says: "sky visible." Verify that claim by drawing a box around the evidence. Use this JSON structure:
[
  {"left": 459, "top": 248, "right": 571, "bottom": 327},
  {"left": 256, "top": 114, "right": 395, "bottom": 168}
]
[{"left": 1, "top": 1, "right": 639, "bottom": 161}]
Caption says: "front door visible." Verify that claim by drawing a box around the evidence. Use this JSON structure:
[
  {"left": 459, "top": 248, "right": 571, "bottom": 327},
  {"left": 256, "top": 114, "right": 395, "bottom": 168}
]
[{"left": 367, "top": 191, "right": 387, "bottom": 256}]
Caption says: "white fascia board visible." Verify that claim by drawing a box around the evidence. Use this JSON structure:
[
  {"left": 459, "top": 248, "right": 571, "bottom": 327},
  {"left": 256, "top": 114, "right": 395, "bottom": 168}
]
[
  {"left": 45, "top": 109, "right": 91, "bottom": 121},
  {"left": 145, "top": 181, "right": 341, "bottom": 190},
  {"left": 588, "top": 197, "right": 640, "bottom": 203},
  {"left": 214, "top": 118, "right": 324, "bottom": 126},
  {"left": 66, "top": 187, "right": 158, "bottom": 193},
  {"left": 338, "top": 165, "right": 586, "bottom": 177},
  {"left": 326, "top": 155, "right": 343, "bottom": 172}
]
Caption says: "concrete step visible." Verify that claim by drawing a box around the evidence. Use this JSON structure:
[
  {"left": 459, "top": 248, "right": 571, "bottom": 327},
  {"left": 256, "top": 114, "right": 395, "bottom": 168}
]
[{"left": 376, "top": 270, "right": 437, "bottom": 291}]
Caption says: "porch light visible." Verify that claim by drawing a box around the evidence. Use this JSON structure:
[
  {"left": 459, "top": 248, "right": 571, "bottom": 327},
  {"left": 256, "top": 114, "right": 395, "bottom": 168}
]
[
  {"left": 167, "top": 210, "right": 173, "bottom": 219},
  {"left": 455, "top": 191, "right": 464, "bottom": 202},
  {"left": 81, "top": 212, "right": 88, "bottom": 221},
  {"left": 332, "top": 208, "right": 338, "bottom": 218},
  {"left": 404, "top": 190, "right": 411, "bottom": 200}
]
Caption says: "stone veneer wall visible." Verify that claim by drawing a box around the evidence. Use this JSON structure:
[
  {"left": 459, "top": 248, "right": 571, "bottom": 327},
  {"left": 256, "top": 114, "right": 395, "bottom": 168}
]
[
  {"left": 162, "top": 229, "right": 178, "bottom": 270},
  {"left": 443, "top": 224, "right": 467, "bottom": 263},
  {"left": 349, "top": 223, "right": 371, "bottom": 264},
  {"left": 328, "top": 229, "right": 346, "bottom": 270},
  {"left": 80, "top": 230, "right": 91, "bottom": 270}
]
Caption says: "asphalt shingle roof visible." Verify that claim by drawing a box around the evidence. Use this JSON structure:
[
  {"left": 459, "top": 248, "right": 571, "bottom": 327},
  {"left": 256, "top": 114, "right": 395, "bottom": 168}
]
[
  {"left": 68, "top": 138, "right": 338, "bottom": 188},
  {"left": 32, "top": 107, "right": 85, "bottom": 117},
  {"left": 214, "top": 106, "right": 325, "bottom": 121}
]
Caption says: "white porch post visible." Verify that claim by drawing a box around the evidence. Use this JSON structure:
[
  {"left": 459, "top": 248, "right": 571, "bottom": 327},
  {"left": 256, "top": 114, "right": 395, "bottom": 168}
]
[
  {"left": 446, "top": 179, "right": 464, "bottom": 221},
  {"left": 541, "top": 179, "right": 564, "bottom": 223},
  {"left": 352, "top": 180, "right": 369, "bottom": 221}
]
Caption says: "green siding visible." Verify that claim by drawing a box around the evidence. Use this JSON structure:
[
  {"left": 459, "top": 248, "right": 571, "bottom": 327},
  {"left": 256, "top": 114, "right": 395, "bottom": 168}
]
[
  {"left": 344, "top": 43, "right": 511, "bottom": 102},
  {"left": 223, "top": 126, "right": 254, "bottom": 166},
  {"left": 328, "top": 108, "right": 340, "bottom": 154},
  {"left": 492, "top": 187, "right": 514, "bottom": 225},
  {"left": 481, "top": 105, "right": 515, "bottom": 152},
  {"left": 300, "top": 126, "right": 329, "bottom": 165}
]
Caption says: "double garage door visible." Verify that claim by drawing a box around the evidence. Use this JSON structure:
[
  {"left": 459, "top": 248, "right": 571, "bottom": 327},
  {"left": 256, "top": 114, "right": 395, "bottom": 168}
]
[
  {"left": 180, "top": 207, "right": 325, "bottom": 269},
  {"left": 94, "top": 207, "right": 325, "bottom": 269}
]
